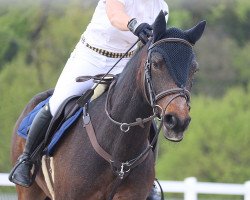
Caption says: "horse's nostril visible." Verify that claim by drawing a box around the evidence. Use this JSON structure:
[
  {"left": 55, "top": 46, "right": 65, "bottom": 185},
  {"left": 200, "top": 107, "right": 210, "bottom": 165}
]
[{"left": 164, "top": 114, "right": 178, "bottom": 129}]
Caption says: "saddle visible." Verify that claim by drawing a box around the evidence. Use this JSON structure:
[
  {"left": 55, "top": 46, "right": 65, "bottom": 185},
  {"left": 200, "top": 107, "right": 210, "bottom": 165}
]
[
  {"left": 45, "top": 74, "right": 116, "bottom": 154},
  {"left": 18, "top": 73, "right": 157, "bottom": 157},
  {"left": 18, "top": 74, "right": 115, "bottom": 156}
]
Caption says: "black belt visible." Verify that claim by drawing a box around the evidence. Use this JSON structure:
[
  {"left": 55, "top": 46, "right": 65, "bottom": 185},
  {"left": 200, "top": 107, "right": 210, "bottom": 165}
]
[{"left": 81, "top": 38, "right": 134, "bottom": 58}]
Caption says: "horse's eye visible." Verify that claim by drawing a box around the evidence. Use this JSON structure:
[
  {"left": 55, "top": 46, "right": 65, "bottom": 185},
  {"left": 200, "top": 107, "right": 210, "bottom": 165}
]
[
  {"left": 194, "top": 66, "right": 199, "bottom": 73},
  {"left": 152, "top": 60, "right": 160, "bottom": 68},
  {"left": 151, "top": 53, "right": 164, "bottom": 69},
  {"left": 192, "top": 60, "right": 199, "bottom": 74},
  {"left": 187, "top": 61, "right": 199, "bottom": 89}
]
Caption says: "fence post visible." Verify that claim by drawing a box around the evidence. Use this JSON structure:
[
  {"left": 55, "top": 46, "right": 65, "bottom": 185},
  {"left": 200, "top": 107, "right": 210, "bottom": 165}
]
[
  {"left": 245, "top": 181, "right": 250, "bottom": 200},
  {"left": 184, "top": 177, "right": 198, "bottom": 200}
]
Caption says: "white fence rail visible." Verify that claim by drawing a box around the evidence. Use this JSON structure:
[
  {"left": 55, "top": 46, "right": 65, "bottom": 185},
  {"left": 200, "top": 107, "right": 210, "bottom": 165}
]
[
  {"left": 1, "top": 174, "right": 250, "bottom": 200},
  {"left": 0, "top": 173, "right": 14, "bottom": 187},
  {"left": 160, "top": 177, "right": 250, "bottom": 200}
]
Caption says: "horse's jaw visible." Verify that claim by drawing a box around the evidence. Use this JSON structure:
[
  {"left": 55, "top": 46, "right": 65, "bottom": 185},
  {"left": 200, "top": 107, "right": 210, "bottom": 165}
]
[{"left": 162, "top": 125, "right": 185, "bottom": 142}]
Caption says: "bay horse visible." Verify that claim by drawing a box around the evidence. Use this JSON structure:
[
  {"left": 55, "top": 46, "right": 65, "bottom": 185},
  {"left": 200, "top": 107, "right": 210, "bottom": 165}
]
[{"left": 10, "top": 11, "right": 206, "bottom": 200}]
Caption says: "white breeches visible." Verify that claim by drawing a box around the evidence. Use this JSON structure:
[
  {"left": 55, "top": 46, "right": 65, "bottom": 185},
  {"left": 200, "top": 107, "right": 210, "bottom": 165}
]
[{"left": 49, "top": 40, "right": 130, "bottom": 116}]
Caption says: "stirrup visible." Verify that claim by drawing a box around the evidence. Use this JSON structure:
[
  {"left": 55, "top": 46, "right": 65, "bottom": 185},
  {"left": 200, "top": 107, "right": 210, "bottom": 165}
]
[{"left": 9, "top": 155, "right": 39, "bottom": 187}]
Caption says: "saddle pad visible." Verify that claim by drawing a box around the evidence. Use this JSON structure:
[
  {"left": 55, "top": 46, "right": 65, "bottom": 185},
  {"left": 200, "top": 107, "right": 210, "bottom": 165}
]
[{"left": 17, "top": 97, "right": 83, "bottom": 156}]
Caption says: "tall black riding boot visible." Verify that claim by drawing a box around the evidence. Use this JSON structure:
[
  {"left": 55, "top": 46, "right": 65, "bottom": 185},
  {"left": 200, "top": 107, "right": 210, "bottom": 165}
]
[{"left": 9, "top": 103, "right": 52, "bottom": 187}]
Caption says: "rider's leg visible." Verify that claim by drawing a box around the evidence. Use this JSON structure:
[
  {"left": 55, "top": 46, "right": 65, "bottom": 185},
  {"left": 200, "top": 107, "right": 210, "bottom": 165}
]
[
  {"left": 9, "top": 104, "right": 52, "bottom": 187},
  {"left": 48, "top": 40, "right": 129, "bottom": 116}
]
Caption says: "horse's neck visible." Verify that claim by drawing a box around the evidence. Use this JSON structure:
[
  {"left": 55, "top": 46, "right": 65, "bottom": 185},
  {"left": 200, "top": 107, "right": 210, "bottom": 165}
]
[
  {"left": 106, "top": 50, "right": 153, "bottom": 160},
  {"left": 110, "top": 48, "right": 151, "bottom": 121}
]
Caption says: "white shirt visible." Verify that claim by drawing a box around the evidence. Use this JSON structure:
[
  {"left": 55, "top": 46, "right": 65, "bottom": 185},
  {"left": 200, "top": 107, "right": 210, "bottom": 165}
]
[{"left": 83, "top": 0, "right": 169, "bottom": 53}]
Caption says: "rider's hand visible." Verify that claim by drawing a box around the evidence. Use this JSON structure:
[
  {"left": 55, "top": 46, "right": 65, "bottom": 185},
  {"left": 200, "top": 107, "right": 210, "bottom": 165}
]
[{"left": 127, "top": 18, "right": 153, "bottom": 44}]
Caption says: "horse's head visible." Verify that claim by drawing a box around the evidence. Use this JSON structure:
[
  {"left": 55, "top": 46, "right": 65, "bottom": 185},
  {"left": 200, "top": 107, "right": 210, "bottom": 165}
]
[{"left": 145, "top": 11, "right": 206, "bottom": 142}]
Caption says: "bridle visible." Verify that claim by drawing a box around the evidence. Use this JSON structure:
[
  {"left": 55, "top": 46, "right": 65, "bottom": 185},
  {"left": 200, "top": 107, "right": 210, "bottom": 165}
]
[
  {"left": 143, "top": 38, "right": 192, "bottom": 113},
  {"left": 105, "top": 37, "right": 193, "bottom": 133}
]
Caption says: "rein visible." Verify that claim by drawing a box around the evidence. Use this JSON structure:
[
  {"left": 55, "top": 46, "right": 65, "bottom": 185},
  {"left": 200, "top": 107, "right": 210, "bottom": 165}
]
[{"left": 83, "top": 37, "right": 193, "bottom": 200}]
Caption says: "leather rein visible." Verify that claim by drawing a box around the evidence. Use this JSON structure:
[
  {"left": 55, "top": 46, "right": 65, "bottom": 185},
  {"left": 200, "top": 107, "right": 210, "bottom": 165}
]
[{"left": 82, "top": 38, "right": 192, "bottom": 200}]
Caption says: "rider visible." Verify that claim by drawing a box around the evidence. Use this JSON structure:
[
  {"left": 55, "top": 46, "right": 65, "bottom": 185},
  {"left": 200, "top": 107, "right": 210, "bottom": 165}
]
[{"left": 10, "top": 0, "right": 169, "bottom": 198}]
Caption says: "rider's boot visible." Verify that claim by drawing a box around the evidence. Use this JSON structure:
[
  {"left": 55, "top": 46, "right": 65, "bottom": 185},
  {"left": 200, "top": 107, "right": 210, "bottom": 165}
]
[{"left": 9, "top": 104, "right": 52, "bottom": 187}]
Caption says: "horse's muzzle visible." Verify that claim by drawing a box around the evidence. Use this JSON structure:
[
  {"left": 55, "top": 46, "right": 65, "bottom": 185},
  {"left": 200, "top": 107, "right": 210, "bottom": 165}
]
[{"left": 163, "top": 113, "right": 191, "bottom": 142}]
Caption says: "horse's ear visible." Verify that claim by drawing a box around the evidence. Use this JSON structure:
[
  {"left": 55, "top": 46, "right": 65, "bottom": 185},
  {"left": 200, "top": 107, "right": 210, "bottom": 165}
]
[
  {"left": 153, "top": 10, "right": 167, "bottom": 42},
  {"left": 185, "top": 20, "right": 206, "bottom": 45}
]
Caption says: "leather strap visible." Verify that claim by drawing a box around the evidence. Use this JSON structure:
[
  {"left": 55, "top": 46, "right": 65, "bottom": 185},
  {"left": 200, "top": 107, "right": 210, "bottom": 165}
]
[
  {"left": 84, "top": 116, "right": 112, "bottom": 162},
  {"left": 83, "top": 113, "right": 153, "bottom": 200},
  {"left": 84, "top": 116, "right": 150, "bottom": 167}
]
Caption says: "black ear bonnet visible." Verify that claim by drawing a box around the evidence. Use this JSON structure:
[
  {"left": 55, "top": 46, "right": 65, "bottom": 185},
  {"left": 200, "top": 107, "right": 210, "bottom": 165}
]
[{"left": 151, "top": 11, "right": 206, "bottom": 88}]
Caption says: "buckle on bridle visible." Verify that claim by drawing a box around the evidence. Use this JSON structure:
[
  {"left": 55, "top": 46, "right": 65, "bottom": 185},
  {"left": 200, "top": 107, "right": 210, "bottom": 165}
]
[
  {"left": 153, "top": 105, "right": 164, "bottom": 121},
  {"left": 118, "top": 162, "right": 131, "bottom": 179},
  {"left": 110, "top": 160, "right": 131, "bottom": 179},
  {"left": 120, "top": 123, "right": 130, "bottom": 132}
]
